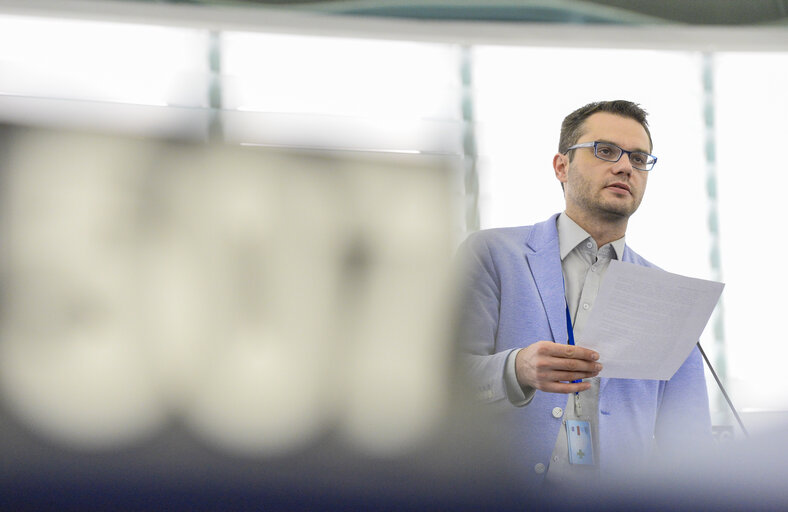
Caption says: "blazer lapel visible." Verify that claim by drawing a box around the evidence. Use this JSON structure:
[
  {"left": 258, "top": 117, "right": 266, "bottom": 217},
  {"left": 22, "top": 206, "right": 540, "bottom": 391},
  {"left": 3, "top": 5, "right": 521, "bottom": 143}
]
[{"left": 525, "top": 215, "right": 568, "bottom": 345}]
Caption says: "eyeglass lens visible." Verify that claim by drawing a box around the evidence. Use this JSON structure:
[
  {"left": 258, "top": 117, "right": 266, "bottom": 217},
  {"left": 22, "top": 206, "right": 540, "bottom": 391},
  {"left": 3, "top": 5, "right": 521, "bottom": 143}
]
[{"left": 595, "top": 142, "right": 653, "bottom": 170}]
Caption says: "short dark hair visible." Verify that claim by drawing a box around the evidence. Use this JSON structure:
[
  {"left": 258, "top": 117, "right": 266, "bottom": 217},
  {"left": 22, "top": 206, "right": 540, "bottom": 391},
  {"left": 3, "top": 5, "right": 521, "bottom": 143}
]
[{"left": 558, "top": 100, "right": 652, "bottom": 158}]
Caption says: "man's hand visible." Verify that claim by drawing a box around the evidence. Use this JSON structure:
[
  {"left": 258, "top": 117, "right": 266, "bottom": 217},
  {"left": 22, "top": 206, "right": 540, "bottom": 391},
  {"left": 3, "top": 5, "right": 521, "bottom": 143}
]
[{"left": 515, "top": 341, "right": 601, "bottom": 393}]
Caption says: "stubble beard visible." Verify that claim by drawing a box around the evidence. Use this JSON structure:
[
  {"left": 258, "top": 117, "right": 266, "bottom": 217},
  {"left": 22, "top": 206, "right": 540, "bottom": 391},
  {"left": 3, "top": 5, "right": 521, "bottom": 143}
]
[{"left": 567, "top": 169, "right": 642, "bottom": 222}]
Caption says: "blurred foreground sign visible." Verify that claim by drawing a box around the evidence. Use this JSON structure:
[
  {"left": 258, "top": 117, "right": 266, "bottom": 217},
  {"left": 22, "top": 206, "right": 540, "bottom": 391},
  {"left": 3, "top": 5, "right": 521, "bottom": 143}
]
[{"left": 0, "top": 124, "right": 458, "bottom": 457}]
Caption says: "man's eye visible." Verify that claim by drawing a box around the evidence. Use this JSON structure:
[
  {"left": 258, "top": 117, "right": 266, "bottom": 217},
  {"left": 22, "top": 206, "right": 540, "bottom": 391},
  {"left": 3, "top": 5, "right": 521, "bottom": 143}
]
[
  {"left": 631, "top": 153, "right": 647, "bottom": 165},
  {"left": 597, "top": 146, "right": 613, "bottom": 156}
]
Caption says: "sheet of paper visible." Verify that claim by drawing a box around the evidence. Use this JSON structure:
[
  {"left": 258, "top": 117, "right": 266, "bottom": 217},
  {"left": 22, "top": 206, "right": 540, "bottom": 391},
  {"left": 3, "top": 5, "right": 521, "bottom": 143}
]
[{"left": 576, "top": 260, "right": 724, "bottom": 380}]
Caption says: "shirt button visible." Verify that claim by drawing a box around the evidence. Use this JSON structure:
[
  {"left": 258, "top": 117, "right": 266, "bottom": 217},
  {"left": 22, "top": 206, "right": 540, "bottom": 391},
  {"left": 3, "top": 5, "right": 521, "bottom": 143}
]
[
  {"left": 591, "top": 265, "right": 597, "bottom": 272},
  {"left": 582, "top": 303, "right": 590, "bottom": 310},
  {"left": 553, "top": 455, "right": 560, "bottom": 463},
  {"left": 552, "top": 407, "right": 563, "bottom": 418},
  {"left": 534, "top": 463, "right": 546, "bottom": 474},
  {"left": 586, "top": 242, "right": 593, "bottom": 249}
]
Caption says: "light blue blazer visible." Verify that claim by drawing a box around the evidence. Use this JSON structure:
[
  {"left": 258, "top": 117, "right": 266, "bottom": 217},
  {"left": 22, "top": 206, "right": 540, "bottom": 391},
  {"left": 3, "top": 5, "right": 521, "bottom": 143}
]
[{"left": 457, "top": 214, "right": 711, "bottom": 482}]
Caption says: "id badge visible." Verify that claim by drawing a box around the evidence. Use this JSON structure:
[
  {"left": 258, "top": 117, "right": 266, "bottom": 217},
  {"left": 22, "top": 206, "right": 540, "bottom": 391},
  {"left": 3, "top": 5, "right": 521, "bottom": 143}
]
[{"left": 566, "top": 419, "right": 594, "bottom": 465}]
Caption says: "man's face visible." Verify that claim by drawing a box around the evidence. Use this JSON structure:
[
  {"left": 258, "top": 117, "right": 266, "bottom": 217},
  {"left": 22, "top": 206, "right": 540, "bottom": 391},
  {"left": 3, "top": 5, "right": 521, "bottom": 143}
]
[{"left": 555, "top": 112, "right": 651, "bottom": 222}]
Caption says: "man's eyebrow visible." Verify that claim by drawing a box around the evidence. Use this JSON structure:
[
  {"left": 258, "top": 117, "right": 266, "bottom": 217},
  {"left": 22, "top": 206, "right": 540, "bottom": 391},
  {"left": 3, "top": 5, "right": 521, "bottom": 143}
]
[{"left": 597, "top": 139, "right": 650, "bottom": 154}]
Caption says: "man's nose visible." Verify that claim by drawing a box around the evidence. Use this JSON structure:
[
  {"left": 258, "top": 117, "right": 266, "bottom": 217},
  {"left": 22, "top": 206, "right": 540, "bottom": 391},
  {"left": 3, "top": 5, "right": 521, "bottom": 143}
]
[{"left": 611, "top": 153, "right": 634, "bottom": 175}]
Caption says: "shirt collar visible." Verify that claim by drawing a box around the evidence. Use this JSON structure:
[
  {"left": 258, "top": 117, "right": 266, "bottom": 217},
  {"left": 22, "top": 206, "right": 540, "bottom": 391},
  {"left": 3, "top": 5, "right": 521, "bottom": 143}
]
[{"left": 557, "top": 212, "right": 626, "bottom": 261}]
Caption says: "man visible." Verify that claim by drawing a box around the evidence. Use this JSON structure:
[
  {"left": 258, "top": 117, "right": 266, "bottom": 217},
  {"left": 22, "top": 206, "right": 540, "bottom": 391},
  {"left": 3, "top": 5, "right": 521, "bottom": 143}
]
[{"left": 457, "top": 100, "right": 711, "bottom": 489}]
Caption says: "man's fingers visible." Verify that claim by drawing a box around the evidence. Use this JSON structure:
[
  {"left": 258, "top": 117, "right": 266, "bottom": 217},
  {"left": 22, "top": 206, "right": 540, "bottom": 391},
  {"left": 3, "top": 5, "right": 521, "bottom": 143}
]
[
  {"left": 540, "top": 381, "right": 592, "bottom": 394},
  {"left": 537, "top": 356, "right": 602, "bottom": 374},
  {"left": 515, "top": 341, "right": 602, "bottom": 393},
  {"left": 534, "top": 341, "right": 599, "bottom": 362},
  {"left": 557, "top": 344, "right": 599, "bottom": 362},
  {"left": 548, "top": 370, "right": 600, "bottom": 382}
]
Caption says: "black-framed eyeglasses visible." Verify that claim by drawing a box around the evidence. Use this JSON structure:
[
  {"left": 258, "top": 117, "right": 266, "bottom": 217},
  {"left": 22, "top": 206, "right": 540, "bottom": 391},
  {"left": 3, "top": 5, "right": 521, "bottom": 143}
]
[{"left": 564, "top": 141, "right": 657, "bottom": 171}]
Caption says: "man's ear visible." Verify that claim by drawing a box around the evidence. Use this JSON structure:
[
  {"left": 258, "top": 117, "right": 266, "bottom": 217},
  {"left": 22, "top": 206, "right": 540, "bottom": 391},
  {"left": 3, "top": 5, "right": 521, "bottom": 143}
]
[{"left": 553, "top": 153, "right": 569, "bottom": 185}]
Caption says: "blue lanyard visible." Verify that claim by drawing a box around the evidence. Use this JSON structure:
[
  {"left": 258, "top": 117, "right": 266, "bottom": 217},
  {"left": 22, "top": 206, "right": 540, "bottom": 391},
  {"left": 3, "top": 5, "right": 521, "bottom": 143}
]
[
  {"left": 564, "top": 304, "right": 576, "bottom": 347},
  {"left": 562, "top": 274, "right": 583, "bottom": 388},
  {"left": 562, "top": 274, "right": 576, "bottom": 347},
  {"left": 565, "top": 303, "right": 582, "bottom": 385}
]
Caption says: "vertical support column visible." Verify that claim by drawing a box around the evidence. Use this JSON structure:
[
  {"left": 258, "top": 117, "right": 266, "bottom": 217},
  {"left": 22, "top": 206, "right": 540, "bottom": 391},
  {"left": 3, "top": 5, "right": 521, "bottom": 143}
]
[
  {"left": 460, "top": 45, "right": 479, "bottom": 233},
  {"left": 702, "top": 52, "right": 728, "bottom": 420},
  {"left": 208, "top": 30, "right": 223, "bottom": 142}
]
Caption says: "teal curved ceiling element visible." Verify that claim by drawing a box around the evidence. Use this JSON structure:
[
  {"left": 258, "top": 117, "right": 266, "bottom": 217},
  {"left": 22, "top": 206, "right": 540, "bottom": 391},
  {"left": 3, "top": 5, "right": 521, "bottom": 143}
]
[
  {"left": 282, "top": 0, "right": 665, "bottom": 25},
  {"left": 205, "top": 0, "right": 788, "bottom": 25}
]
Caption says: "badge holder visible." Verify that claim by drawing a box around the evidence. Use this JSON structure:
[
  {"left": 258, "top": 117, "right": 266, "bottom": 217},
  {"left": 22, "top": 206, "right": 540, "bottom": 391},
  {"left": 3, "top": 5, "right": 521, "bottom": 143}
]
[
  {"left": 565, "top": 394, "right": 594, "bottom": 465},
  {"left": 564, "top": 304, "right": 595, "bottom": 466}
]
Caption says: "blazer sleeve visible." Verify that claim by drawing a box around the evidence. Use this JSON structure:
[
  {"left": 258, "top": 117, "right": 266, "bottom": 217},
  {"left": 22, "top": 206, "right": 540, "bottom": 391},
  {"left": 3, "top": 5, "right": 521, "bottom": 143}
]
[{"left": 454, "top": 233, "right": 517, "bottom": 409}]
